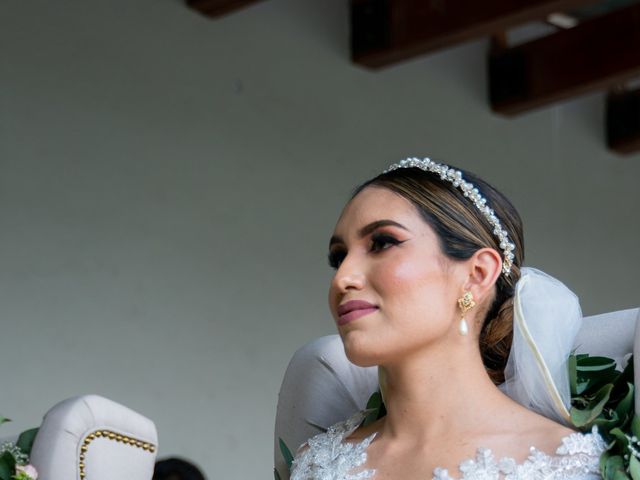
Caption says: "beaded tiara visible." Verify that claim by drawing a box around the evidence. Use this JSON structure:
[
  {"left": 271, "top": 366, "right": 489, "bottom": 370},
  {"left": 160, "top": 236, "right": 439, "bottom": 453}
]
[{"left": 382, "top": 157, "right": 515, "bottom": 277}]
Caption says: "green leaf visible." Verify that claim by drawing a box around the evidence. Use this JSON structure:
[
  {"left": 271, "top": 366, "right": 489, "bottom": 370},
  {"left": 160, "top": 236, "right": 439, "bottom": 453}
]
[
  {"left": 613, "top": 471, "right": 631, "bottom": 480},
  {"left": 603, "top": 454, "right": 626, "bottom": 480},
  {"left": 609, "top": 358, "right": 635, "bottom": 406},
  {"left": 615, "top": 383, "right": 634, "bottom": 420},
  {"left": 279, "top": 437, "right": 294, "bottom": 470},
  {"left": 364, "top": 391, "right": 382, "bottom": 426},
  {"left": 577, "top": 370, "right": 621, "bottom": 397},
  {"left": 571, "top": 383, "right": 613, "bottom": 428},
  {"left": 0, "top": 417, "right": 10, "bottom": 427},
  {"left": 569, "top": 355, "right": 578, "bottom": 396},
  {"left": 576, "top": 356, "right": 617, "bottom": 372},
  {"left": 593, "top": 411, "right": 621, "bottom": 432},
  {"left": 600, "top": 450, "right": 615, "bottom": 480},
  {"left": 600, "top": 450, "right": 610, "bottom": 479},
  {"left": 630, "top": 455, "right": 640, "bottom": 480},
  {"left": 573, "top": 355, "right": 621, "bottom": 398},
  {"left": 16, "top": 427, "right": 39, "bottom": 455},
  {"left": 274, "top": 468, "right": 282, "bottom": 480},
  {"left": 609, "top": 427, "right": 630, "bottom": 449},
  {"left": 575, "top": 379, "right": 591, "bottom": 396},
  {"left": 0, "top": 452, "right": 15, "bottom": 480},
  {"left": 632, "top": 415, "right": 640, "bottom": 439}
]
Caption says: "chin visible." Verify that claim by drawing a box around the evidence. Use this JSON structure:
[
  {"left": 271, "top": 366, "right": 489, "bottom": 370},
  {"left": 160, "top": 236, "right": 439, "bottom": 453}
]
[{"left": 340, "top": 330, "right": 382, "bottom": 367}]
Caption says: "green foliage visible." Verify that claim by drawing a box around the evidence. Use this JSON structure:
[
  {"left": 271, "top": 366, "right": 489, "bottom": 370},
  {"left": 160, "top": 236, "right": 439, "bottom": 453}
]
[
  {"left": 631, "top": 456, "right": 640, "bottom": 480},
  {"left": 570, "top": 353, "right": 636, "bottom": 479},
  {"left": 363, "top": 391, "right": 386, "bottom": 427},
  {"left": 0, "top": 416, "right": 38, "bottom": 480},
  {"left": 571, "top": 383, "right": 614, "bottom": 427},
  {"left": 602, "top": 451, "right": 627, "bottom": 480},
  {"left": 0, "top": 452, "right": 16, "bottom": 480},
  {"left": 279, "top": 437, "right": 294, "bottom": 470},
  {"left": 15, "top": 429, "right": 38, "bottom": 457}
]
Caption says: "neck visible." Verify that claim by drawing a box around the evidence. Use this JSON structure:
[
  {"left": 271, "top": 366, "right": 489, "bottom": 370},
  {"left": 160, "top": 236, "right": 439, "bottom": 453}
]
[{"left": 378, "top": 338, "right": 514, "bottom": 442}]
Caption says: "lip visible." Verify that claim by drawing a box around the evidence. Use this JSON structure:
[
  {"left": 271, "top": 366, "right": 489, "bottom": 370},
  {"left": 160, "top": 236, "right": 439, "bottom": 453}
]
[{"left": 337, "top": 300, "right": 379, "bottom": 326}]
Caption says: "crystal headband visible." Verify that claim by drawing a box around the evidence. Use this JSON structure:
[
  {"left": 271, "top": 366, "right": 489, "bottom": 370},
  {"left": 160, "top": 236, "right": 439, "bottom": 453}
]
[{"left": 382, "top": 157, "right": 515, "bottom": 276}]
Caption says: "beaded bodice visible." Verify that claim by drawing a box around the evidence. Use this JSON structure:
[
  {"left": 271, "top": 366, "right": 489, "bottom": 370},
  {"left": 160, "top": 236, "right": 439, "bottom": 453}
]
[{"left": 289, "top": 411, "right": 606, "bottom": 480}]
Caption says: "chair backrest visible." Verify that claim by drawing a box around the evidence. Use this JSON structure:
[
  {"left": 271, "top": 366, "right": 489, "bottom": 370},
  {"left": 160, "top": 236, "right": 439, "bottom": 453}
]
[
  {"left": 274, "top": 307, "right": 640, "bottom": 479},
  {"left": 31, "top": 394, "right": 158, "bottom": 480}
]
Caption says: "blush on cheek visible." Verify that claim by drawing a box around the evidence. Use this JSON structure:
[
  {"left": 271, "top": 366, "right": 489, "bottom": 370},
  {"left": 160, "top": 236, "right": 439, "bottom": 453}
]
[{"left": 378, "top": 256, "right": 443, "bottom": 292}]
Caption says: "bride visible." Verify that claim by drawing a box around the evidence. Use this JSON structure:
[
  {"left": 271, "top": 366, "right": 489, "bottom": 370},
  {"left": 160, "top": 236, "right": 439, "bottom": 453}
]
[{"left": 289, "top": 158, "right": 606, "bottom": 479}]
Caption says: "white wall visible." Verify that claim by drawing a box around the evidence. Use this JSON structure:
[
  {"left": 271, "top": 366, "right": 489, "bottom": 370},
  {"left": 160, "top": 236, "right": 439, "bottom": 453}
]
[{"left": 1, "top": 0, "right": 638, "bottom": 477}]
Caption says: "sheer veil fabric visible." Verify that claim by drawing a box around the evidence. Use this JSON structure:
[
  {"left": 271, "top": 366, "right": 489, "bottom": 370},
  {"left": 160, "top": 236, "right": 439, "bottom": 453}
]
[{"left": 499, "top": 267, "right": 583, "bottom": 425}]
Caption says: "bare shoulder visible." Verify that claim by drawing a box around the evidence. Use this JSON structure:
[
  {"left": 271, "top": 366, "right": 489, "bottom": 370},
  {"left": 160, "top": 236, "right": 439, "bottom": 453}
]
[{"left": 515, "top": 410, "right": 579, "bottom": 454}]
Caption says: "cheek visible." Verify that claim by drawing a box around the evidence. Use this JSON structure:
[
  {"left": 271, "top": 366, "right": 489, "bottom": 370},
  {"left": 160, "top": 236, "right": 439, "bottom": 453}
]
[
  {"left": 374, "top": 255, "right": 453, "bottom": 326},
  {"left": 375, "top": 254, "right": 444, "bottom": 297}
]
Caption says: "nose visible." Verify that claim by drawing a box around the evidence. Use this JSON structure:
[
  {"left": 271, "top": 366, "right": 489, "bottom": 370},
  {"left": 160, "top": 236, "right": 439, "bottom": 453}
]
[{"left": 332, "top": 256, "right": 366, "bottom": 293}]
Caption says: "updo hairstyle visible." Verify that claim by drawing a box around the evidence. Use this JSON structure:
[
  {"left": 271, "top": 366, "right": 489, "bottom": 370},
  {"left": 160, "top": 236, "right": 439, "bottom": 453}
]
[{"left": 352, "top": 166, "right": 524, "bottom": 385}]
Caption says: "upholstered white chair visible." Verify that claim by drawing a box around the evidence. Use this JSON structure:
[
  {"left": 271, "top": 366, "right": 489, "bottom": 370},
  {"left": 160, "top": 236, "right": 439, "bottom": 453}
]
[
  {"left": 274, "top": 307, "right": 640, "bottom": 479},
  {"left": 3, "top": 394, "right": 158, "bottom": 480}
]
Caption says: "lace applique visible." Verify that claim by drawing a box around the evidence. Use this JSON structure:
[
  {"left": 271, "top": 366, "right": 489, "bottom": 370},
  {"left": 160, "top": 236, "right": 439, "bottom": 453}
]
[
  {"left": 433, "top": 426, "right": 606, "bottom": 479},
  {"left": 290, "top": 411, "right": 376, "bottom": 480},
  {"left": 290, "top": 412, "right": 607, "bottom": 480}
]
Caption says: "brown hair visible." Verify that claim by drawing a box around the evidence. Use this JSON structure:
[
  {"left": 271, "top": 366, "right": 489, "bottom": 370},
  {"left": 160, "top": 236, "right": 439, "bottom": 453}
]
[{"left": 352, "top": 165, "right": 524, "bottom": 384}]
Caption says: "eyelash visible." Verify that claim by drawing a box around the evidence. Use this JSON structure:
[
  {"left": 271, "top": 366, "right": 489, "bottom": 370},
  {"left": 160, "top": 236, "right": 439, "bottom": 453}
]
[{"left": 327, "top": 233, "right": 403, "bottom": 270}]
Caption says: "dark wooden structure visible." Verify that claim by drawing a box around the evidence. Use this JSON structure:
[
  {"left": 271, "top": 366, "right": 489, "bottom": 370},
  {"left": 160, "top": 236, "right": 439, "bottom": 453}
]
[
  {"left": 350, "top": 0, "right": 599, "bottom": 69},
  {"left": 489, "top": 2, "right": 640, "bottom": 116}
]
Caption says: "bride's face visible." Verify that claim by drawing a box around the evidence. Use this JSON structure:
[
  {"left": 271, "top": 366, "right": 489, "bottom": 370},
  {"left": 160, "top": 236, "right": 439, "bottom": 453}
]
[{"left": 328, "top": 186, "right": 463, "bottom": 366}]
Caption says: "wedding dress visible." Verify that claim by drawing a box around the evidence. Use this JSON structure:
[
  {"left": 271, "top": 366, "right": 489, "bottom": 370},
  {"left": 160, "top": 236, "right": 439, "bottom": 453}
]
[{"left": 289, "top": 410, "right": 606, "bottom": 480}]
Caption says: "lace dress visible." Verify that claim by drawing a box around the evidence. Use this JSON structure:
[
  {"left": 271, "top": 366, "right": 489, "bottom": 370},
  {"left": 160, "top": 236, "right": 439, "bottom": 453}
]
[{"left": 290, "top": 411, "right": 607, "bottom": 480}]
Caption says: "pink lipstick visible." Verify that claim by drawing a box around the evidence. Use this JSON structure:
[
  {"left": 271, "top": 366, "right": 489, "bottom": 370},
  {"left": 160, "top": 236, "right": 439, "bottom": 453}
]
[{"left": 337, "top": 300, "right": 379, "bottom": 326}]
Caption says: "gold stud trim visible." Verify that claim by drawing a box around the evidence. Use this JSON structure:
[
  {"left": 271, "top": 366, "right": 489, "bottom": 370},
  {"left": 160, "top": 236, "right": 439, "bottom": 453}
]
[{"left": 78, "top": 429, "right": 156, "bottom": 479}]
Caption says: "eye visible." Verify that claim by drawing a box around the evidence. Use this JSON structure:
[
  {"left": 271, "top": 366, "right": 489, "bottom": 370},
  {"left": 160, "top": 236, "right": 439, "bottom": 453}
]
[
  {"left": 328, "top": 249, "right": 346, "bottom": 270},
  {"left": 370, "top": 233, "right": 402, "bottom": 252}
]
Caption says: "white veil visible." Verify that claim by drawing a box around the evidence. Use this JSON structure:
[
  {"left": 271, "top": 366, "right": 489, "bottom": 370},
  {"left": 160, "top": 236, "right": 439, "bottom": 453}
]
[{"left": 499, "top": 267, "right": 583, "bottom": 426}]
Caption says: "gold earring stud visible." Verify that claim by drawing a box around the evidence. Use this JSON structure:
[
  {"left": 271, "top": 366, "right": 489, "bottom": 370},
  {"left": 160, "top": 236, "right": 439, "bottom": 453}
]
[{"left": 457, "top": 291, "right": 476, "bottom": 336}]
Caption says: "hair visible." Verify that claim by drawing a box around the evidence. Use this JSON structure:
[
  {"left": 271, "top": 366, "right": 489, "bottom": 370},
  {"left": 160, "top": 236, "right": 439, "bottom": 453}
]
[
  {"left": 153, "top": 458, "right": 206, "bottom": 480},
  {"left": 352, "top": 165, "right": 524, "bottom": 385}
]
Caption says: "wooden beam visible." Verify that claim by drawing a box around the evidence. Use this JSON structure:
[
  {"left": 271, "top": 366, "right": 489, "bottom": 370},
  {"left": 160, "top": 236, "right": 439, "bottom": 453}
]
[
  {"left": 490, "top": 2, "right": 640, "bottom": 116},
  {"left": 351, "top": 0, "right": 598, "bottom": 69},
  {"left": 185, "top": 0, "right": 263, "bottom": 18},
  {"left": 607, "top": 88, "right": 640, "bottom": 155}
]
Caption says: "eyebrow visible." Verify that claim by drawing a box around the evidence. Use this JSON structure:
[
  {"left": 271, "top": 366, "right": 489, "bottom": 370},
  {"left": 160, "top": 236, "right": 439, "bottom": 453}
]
[{"left": 329, "top": 219, "right": 410, "bottom": 248}]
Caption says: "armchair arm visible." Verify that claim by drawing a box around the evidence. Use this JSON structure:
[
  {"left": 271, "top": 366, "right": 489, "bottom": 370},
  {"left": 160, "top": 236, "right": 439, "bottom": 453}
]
[{"left": 31, "top": 394, "right": 158, "bottom": 480}]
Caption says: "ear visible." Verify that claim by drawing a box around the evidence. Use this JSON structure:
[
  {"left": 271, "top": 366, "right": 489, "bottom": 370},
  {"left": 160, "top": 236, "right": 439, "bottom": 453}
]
[{"left": 463, "top": 247, "right": 502, "bottom": 304}]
